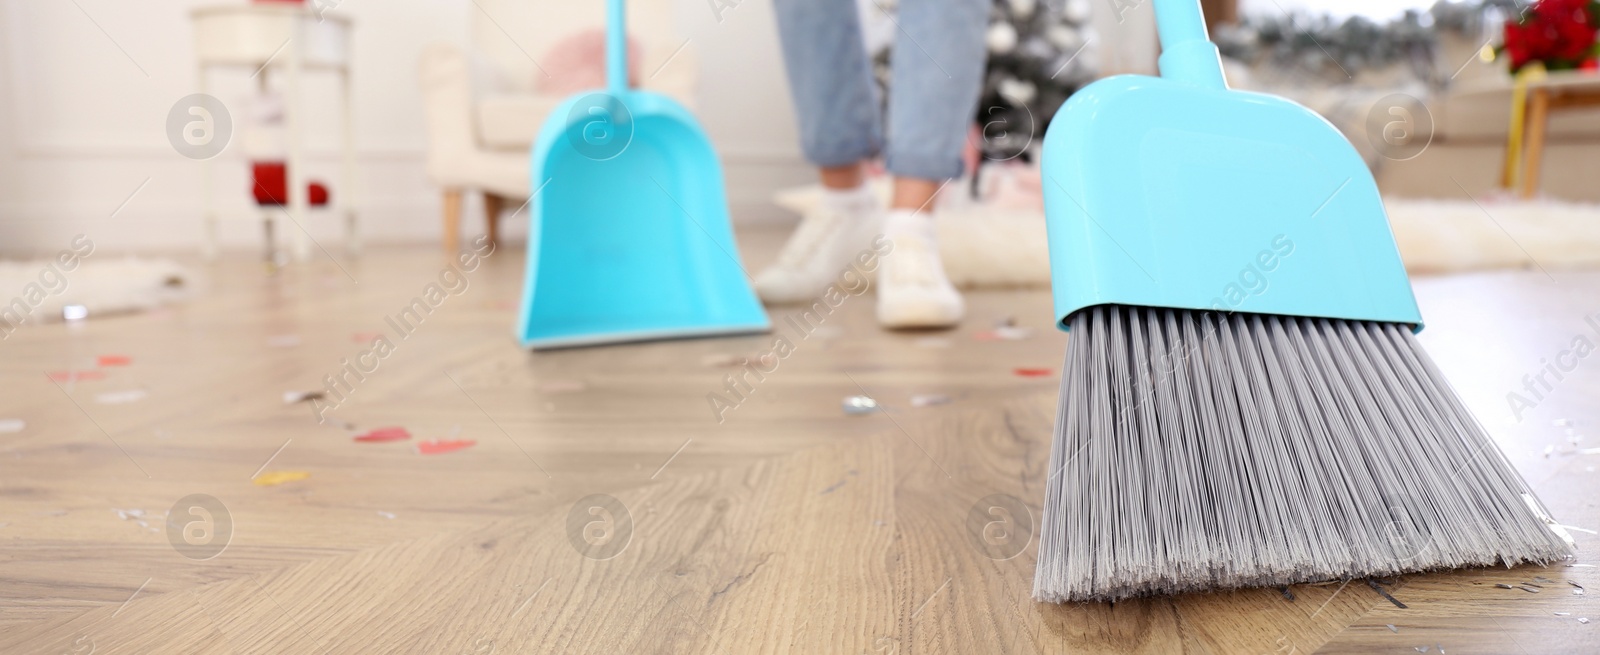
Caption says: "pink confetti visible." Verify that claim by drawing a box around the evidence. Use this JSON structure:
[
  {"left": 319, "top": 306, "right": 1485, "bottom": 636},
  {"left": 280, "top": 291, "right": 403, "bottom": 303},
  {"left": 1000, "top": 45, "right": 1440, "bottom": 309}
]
[
  {"left": 1013, "top": 367, "right": 1054, "bottom": 378},
  {"left": 97, "top": 355, "right": 132, "bottom": 367},
  {"left": 417, "top": 439, "right": 476, "bottom": 455},
  {"left": 352, "top": 331, "right": 384, "bottom": 343},
  {"left": 48, "top": 370, "right": 106, "bottom": 382},
  {"left": 354, "top": 427, "right": 411, "bottom": 443}
]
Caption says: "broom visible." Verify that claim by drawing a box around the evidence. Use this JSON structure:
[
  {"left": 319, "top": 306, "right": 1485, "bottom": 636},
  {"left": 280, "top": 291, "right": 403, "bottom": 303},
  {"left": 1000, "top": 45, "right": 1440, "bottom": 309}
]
[{"left": 1032, "top": 1, "right": 1575, "bottom": 603}]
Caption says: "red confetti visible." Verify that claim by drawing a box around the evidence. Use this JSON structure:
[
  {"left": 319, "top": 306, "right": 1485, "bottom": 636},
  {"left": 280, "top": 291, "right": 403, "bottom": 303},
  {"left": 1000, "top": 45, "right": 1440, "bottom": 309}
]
[
  {"left": 417, "top": 439, "right": 476, "bottom": 455},
  {"left": 354, "top": 427, "right": 411, "bottom": 443},
  {"left": 97, "top": 355, "right": 132, "bottom": 367},
  {"left": 48, "top": 370, "right": 106, "bottom": 382},
  {"left": 1013, "top": 367, "right": 1054, "bottom": 378}
]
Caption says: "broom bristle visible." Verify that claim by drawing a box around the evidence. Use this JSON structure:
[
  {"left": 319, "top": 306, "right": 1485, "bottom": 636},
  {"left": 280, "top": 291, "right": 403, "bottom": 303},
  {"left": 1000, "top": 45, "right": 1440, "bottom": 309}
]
[{"left": 1034, "top": 305, "right": 1575, "bottom": 603}]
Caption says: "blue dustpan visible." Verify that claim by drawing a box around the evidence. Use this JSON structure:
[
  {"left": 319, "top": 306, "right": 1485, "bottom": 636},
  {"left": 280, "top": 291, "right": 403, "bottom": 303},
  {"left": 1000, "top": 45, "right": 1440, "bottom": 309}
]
[
  {"left": 516, "top": 0, "right": 770, "bottom": 349},
  {"left": 1042, "top": 0, "right": 1422, "bottom": 331}
]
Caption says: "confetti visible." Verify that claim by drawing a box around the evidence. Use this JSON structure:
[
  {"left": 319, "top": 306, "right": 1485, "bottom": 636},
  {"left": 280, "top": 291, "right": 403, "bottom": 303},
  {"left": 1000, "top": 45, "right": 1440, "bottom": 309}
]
[
  {"left": 266, "top": 334, "right": 302, "bottom": 348},
  {"left": 1495, "top": 583, "right": 1514, "bottom": 589},
  {"left": 974, "top": 326, "right": 1034, "bottom": 341},
  {"left": 701, "top": 353, "right": 742, "bottom": 368},
  {"left": 113, "top": 508, "right": 146, "bottom": 520},
  {"left": 1543, "top": 444, "right": 1554, "bottom": 457},
  {"left": 0, "top": 419, "right": 24, "bottom": 434},
  {"left": 417, "top": 439, "right": 476, "bottom": 455},
  {"left": 48, "top": 370, "right": 105, "bottom": 383},
  {"left": 1555, "top": 418, "right": 1573, "bottom": 427},
  {"left": 842, "top": 396, "right": 878, "bottom": 415},
  {"left": 95, "top": 390, "right": 147, "bottom": 404},
  {"left": 1387, "top": 625, "right": 1398, "bottom": 633},
  {"left": 253, "top": 471, "right": 311, "bottom": 486},
  {"left": 1556, "top": 612, "right": 1571, "bottom": 616},
  {"left": 1577, "top": 447, "right": 1600, "bottom": 455},
  {"left": 538, "top": 380, "right": 587, "bottom": 394},
  {"left": 62, "top": 304, "right": 88, "bottom": 321},
  {"left": 352, "top": 331, "right": 384, "bottom": 343},
  {"left": 97, "top": 355, "right": 132, "bottom": 367},
  {"left": 354, "top": 427, "right": 411, "bottom": 443},
  {"left": 1580, "top": 617, "right": 1591, "bottom": 624},
  {"left": 910, "top": 394, "right": 952, "bottom": 408},
  {"left": 810, "top": 326, "right": 844, "bottom": 340},
  {"left": 283, "top": 390, "right": 325, "bottom": 404},
  {"left": 377, "top": 511, "right": 397, "bottom": 520},
  {"left": 1013, "top": 367, "right": 1054, "bottom": 378}
]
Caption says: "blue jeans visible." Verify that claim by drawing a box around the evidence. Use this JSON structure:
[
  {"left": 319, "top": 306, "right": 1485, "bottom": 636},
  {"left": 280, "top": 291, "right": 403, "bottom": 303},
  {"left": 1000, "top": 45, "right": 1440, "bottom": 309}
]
[{"left": 773, "top": 0, "right": 989, "bottom": 181}]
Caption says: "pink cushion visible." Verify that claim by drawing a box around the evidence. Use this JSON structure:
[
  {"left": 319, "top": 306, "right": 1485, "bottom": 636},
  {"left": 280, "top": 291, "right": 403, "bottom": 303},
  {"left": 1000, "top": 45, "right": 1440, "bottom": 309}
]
[{"left": 537, "top": 29, "right": 641, "bottom": 95}]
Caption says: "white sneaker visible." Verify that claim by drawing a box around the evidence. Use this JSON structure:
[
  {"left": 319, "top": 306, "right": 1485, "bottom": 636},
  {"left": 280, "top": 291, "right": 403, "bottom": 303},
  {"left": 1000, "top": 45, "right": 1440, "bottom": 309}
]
[
  {"left": 754, "top": 185, "right": 880, "bottom": 304},
  {"left": 877, "top": 210, "right": 964, "bottom": 329}
]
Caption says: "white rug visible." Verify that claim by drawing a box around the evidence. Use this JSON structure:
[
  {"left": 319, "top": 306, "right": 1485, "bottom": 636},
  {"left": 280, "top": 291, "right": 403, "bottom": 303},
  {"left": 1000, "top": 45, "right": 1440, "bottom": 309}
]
[
  {"left": 0, "top": 257, "right": 192, "bottom": 328},
  {"left": 774, "top": 183, "right": 1600, "bottom": 288}
]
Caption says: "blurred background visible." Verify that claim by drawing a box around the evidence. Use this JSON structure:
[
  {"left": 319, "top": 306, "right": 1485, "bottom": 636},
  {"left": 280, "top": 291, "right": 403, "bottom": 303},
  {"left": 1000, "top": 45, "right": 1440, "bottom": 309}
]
[{"left": 0, "top": 0, "right": 1595, "bottom": 263}]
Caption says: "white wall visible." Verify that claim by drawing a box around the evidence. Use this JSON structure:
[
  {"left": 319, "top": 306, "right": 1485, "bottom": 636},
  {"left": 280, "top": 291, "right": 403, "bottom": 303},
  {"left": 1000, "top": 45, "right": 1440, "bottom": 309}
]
[{"left": 0, "top": 0, "right": 472, "bottom": 254}]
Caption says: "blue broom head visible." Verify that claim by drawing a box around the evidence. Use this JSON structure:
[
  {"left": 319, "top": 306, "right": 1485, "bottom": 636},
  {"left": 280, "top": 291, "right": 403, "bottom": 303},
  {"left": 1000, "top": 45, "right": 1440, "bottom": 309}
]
[{"left": 1040, "top": 68, "right": 1423, "bottom": 332}]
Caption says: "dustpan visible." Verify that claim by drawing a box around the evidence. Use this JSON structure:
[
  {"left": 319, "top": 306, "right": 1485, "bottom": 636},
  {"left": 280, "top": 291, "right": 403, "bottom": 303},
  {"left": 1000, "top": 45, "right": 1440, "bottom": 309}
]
[
  {"left": 516, "top": 0, "right": 769, "bottom": 349},
  {"left": 1041, "top": 0, "right": 1422, "bottom": 331}
]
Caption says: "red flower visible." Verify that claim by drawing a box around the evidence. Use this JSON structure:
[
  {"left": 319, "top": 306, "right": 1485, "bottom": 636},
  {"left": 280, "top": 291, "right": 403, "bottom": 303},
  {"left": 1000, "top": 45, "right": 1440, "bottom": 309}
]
[{"left": 1504, "top": 0, "right": 1600, "bottom": 71}]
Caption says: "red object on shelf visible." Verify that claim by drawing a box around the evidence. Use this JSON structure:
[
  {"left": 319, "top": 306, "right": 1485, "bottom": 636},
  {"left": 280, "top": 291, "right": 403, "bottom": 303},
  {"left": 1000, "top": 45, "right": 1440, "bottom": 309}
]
[{"left": 252, "top": 161, "right": 330, "bottom": 207}]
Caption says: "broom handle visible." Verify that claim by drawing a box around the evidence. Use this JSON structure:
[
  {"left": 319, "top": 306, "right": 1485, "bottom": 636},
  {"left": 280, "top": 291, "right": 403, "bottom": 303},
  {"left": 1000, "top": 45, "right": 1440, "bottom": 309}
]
[
  {"left": 607, "top": 0, "right": 627, "bottom": 94},
  {"left": 1152, "top": 0, "right": 1228, "bottom": 89}
]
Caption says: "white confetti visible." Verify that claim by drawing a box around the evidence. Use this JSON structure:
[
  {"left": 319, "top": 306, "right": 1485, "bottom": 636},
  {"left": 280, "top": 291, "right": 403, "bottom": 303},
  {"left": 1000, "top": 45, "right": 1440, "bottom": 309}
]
[
  {"left": 910, "top": 394, "right": 952, "bottom": 408},
  {"left": 0, "top": 419, "right": 24, "bottom": 434},
  {"left": 283, "top": 390, "right": 325, "bottom": 404},
  {"left": 842, "top": 396, "right": 878, "bottom": 415},
  {"left": 95, "top": 390, "right": 147, "bottom": 404},
  {"left": 378, "top": 511, "right": 396, "bottom": 520}
]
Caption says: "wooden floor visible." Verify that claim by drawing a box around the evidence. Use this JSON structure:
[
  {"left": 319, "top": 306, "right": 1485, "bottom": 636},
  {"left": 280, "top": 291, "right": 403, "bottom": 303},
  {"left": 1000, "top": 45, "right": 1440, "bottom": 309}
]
[{"left": 1, "top": 226, "right": 1596, "bottom": 654}]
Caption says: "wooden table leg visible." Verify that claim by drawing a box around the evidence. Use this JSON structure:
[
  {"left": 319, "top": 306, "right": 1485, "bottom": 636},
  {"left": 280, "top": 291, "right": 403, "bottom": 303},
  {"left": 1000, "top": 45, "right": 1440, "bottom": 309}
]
[
  {"left": 442, "top": 189, "right": 463, "bottom": 253},
  {"left": 483, "top": 193, "right": 504, "bottom": 248},
  {"left": 1521, "top": 88, "right": 1551, "bottom": 199}
]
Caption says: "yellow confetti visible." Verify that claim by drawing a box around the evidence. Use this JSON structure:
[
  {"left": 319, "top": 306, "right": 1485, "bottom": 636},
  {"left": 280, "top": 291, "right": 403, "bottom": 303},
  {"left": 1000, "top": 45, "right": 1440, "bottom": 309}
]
[{"left": 253, "top": 471, "right": 311, "bottom": 486}]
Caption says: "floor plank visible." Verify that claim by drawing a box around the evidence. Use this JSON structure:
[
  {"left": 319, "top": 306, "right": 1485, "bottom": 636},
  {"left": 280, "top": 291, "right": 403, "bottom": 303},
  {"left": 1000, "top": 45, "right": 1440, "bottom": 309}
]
[{"left": 1, "top": 227, "right": 1597, "bottom": 653}]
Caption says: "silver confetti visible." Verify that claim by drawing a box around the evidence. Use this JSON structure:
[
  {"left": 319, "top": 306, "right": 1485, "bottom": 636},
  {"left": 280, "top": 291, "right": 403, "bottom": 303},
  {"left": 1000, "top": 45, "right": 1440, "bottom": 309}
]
[
  {"left": 62, "top": 304, "right": 88, "bottom": 321},
  {"left": 910, "top": 394, "right": 952, "bottom": 408},
  {"left": 1387, "top": 624, "right": 1398, "bottom": 633},
  {"left": 842, "top": 396, "right": 878, "bottom": 415},
  {"left": 283, "top": 390, "right": 325, "bottom": 404}
]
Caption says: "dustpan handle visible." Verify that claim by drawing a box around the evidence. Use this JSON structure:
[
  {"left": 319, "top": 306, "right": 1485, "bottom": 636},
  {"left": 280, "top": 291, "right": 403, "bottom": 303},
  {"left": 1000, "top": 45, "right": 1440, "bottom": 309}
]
[
  {"left": 607, "top": 0, "right": 627, "bottom": 94},
  {"left": 1152, "top": 0, "right": 1227, "bottom": 89}
]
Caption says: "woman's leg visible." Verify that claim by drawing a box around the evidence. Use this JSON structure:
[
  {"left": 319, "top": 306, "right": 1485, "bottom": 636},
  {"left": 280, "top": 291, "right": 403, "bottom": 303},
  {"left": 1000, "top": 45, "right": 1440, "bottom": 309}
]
[
  {"left": 877, "top": 0, "right": 989, "bottom": 328},
  {"left": 772, "top": 0, "right": 883, "bottom": 178},
  {"left": 756, "top": 0, "right": 886, "bottom": 304}
]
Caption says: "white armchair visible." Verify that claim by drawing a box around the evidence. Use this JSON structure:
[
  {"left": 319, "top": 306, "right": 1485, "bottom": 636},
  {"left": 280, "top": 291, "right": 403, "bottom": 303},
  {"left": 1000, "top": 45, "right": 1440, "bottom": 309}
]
[{"left": 417, "top": 0, "right": 696, "bottom": 252}]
